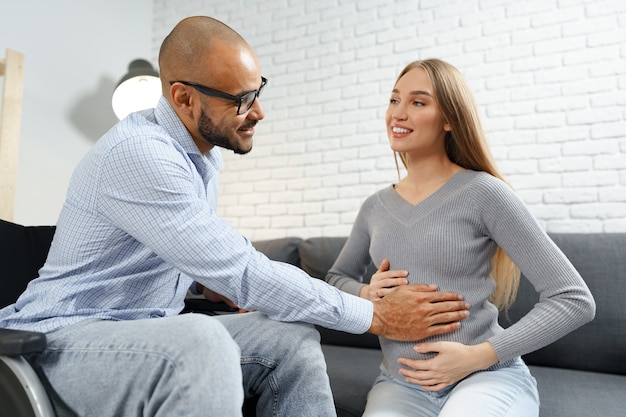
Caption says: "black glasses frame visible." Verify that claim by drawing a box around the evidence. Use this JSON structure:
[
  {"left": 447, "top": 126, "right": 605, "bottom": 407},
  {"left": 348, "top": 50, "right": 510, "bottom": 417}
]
[{"left": 169, "top": 77, "right": 267, "bottom": 115}]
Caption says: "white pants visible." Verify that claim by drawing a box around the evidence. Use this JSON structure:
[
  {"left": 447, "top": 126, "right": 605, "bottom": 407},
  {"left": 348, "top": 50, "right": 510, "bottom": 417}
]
[{"left": 363, "top": 358, "right": 539, "bottom": 417}]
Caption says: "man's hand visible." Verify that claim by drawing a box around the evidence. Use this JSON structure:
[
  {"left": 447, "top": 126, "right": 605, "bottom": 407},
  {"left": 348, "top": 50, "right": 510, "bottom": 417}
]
[
  {"left": 368, "top": 284, "right": 470, "bottom": 341},
  {"left": 197, "top": 283, "right": 249, "bottom": 313}
]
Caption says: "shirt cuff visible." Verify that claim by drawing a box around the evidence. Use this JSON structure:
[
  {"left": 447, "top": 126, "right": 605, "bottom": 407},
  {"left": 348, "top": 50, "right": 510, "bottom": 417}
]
[{"left": 336, "top": 292, "right": 374, "bottom": 334}]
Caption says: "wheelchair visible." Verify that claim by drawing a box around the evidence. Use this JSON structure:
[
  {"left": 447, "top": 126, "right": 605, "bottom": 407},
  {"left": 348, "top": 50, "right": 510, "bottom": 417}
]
[
  {"left": 0, "top": 219, "right": 56, "bottom": 416},
  {"left": 0, "top": 219, "right": 257, "bottom": 416}
]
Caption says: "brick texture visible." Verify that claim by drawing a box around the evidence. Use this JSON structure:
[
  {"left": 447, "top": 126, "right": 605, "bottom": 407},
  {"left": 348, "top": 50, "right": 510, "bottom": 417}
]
[{"left": 153, "top": 0, "right": 626, "bottom": 239}]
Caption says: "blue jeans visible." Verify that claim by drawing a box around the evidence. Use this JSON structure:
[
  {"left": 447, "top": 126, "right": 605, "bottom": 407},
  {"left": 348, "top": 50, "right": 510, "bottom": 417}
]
[
  {"left": 27, "top": 312, "right": 336, "bottom": 417},
  {"left": 362, "top": 358, "right": 539, "bottom": 417}
]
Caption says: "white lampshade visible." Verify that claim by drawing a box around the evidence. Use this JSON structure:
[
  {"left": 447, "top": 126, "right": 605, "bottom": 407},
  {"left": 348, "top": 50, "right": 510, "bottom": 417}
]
[{"left": 112, "top": 59, "right": 161, "bottom": 120}]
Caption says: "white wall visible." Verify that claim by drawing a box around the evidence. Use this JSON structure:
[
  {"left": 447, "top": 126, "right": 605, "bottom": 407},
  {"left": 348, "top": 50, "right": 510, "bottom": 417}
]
[
  {"left": 7, "top": 1, "right": 622, "bottom": 235},
  {"left": 0, "top": 0, "right": 153, "bottom": 225},
  {"left": 154, "top": 0, "right": 626, "bottom": 240}
]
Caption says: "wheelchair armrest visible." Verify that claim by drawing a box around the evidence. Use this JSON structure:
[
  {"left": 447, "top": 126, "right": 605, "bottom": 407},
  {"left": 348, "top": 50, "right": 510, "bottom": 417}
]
[{"left": 0, "top": 328, "right": 47, "bottom": 356}]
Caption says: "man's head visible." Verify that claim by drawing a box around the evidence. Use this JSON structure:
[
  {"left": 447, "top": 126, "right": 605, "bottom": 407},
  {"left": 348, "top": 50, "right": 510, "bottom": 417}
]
[{"left": 159, "top": 16, "right": 265, "bottom": 155}]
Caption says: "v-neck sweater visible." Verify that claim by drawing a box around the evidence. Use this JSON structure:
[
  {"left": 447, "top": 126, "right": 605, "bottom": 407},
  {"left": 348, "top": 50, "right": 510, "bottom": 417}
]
[{"left": 325, "top": 170, "right": 595, "bottom": 380}]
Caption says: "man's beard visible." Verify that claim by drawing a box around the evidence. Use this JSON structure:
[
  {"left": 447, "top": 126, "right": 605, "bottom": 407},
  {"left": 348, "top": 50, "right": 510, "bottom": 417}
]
[{"left": 198, "top": 108, "right": 253, "bottom": 155}]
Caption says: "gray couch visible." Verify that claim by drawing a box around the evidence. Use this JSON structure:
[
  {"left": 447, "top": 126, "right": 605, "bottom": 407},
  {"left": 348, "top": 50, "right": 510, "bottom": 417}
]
[
  {"left": 251, "top": 233, "right": 626, "bottom": 417},
  {"left": 3, "top": 221, "right": 624, "bottom": 416}
]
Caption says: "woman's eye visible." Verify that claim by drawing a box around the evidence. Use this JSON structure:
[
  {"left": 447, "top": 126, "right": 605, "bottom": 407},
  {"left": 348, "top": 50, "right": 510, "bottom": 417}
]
[
  {"left": 389, "top": 98, "right": 399, "bottom": 105},
  {"left": 412, "top": 100, "right": 424, "bottom": 106}
]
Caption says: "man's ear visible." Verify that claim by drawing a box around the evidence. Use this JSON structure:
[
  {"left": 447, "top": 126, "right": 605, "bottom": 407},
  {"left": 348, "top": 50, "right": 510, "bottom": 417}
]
[{"left": 169, "top": 84, "right": 194, "bottom": 115}]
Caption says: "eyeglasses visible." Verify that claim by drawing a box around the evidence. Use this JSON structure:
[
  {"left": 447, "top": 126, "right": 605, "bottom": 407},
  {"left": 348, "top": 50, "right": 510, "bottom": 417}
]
[{"left": 169, "top": 77, "right": 267, "bottom": 115}]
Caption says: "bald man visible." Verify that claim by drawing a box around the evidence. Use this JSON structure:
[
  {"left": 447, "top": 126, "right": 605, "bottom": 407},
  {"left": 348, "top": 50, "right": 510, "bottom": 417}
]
[{"left": 0, "top": 16, "right": 469, "bottom": 416}]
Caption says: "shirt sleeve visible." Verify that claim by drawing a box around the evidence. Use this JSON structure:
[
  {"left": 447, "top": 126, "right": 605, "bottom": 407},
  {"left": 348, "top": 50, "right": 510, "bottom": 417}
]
[
  {"left": 475, "top": 177, "right": 596, "bottom": 362},
  {"left": 96, "top": 135, "right": 373, "bottom": 334}
]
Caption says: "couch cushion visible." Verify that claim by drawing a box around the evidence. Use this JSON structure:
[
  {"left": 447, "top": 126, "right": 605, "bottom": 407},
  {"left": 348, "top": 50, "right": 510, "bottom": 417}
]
[
  {"left": 500, "top": 233, "right": 626, "bottom": 375},
  {"left": 528, "top": 365, "right": 626, "bottom": 417},
  {"left": 252, "top": 237, "right": 302, "bottom": 266},
  {"left": 298, "top": 237, "right": 378, "bottom": 281},
  {"left": 298, "top": 237, "right": 351, "bottom": 279},
  {"left": 322, "top": 344, "right": 382, "bottom": 417}
]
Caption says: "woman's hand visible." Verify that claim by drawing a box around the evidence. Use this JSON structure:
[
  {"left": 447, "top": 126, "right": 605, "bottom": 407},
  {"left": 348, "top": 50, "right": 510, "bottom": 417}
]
[
  {"left": 397, "top": 341, "right": 498, "bottom": 391},
  {"left": 360, "top": 259, "right": 409, "bottom": 301}
]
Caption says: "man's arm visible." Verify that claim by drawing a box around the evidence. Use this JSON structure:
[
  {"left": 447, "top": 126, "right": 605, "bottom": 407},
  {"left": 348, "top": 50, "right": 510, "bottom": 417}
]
[
  {"left": 198, "top": 280, "right": 469, "bottom": 340},
  {"left": 368, "top": 284, "right": 470, "bottom": 341}
]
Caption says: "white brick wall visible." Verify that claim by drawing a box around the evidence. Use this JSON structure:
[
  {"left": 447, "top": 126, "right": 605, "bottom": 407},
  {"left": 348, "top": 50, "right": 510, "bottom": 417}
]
[{"left": 153, "top": 0, "right": 626, "bottom": 240}]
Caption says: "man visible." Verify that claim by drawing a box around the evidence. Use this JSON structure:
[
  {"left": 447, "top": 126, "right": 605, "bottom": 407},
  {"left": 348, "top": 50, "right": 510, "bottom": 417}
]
[{"left": 0, "top": 16, "right": 469, "bottom": 416}]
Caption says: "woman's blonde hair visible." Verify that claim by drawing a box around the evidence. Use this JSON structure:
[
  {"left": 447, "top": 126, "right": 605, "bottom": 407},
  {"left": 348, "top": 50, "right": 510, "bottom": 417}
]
[{"left": 393, "top": 58, "right": 520, "bottom": 310}]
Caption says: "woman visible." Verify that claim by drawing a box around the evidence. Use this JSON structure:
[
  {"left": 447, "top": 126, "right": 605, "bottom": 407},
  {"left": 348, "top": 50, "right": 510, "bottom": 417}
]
[{"left": 325, "top": 58, "right": 595, "bottom": 416}]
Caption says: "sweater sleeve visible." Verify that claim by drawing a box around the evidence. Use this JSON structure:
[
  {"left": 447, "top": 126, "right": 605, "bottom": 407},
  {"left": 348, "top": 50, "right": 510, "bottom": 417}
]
[
  {"left": 324, "top": 195, "right": 376, "bottom": 296},
  {"left": 474, "top": 176, "right": 596, "bottom": 362}
]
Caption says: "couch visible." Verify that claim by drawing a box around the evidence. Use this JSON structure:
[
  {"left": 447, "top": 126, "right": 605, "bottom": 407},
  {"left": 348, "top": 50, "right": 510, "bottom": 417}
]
[
  {"left": 3, "top": 220, "right": 625, "bottom": 417},
  {"left": 250, "top": 234, "right": 626, "bottom": 417}
]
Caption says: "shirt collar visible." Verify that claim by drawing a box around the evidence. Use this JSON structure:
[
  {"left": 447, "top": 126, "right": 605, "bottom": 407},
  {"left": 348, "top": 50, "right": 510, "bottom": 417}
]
[{"left": 153, "top": 96, "right": 224, "bottom": 176}]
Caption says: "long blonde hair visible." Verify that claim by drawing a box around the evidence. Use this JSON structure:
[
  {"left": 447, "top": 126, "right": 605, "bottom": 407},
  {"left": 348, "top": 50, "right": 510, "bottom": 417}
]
[{"left": 393, "top": 58, "right": 520, "bottom": 310}]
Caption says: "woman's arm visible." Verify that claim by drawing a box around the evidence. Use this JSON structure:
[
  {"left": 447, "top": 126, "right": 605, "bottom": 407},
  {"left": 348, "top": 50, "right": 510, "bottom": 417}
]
[{"left": 477, "top": 177, "right": 596, "bottom": 362}]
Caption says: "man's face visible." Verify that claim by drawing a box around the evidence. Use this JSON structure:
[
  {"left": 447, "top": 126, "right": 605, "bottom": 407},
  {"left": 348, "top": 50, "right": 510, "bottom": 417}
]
[
  {"left": 167, "top": 43, "right": 265, "bottom": 155},
  {"left": 197, "top": 106, "right": 257, "bottom": 155},
  {"left": 191, "top": 46, "right": 265, "bottom": 155}
]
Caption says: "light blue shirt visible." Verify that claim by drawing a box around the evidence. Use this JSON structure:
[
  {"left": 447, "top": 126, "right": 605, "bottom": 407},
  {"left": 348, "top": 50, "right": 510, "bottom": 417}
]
[{"left": 0, "top": 97, "right": 373, "bottom": 334}]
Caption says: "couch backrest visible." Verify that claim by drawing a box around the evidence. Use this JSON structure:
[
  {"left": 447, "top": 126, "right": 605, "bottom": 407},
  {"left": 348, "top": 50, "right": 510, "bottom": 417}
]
[
  {"left": 501, "top": 233, "right": 626, "bottom": 375},
  {"left": 251, "top": 237, "right": 303, "bottom": 266},
  {"left": 297, "top": 237, "right": 377, "bottom": 282}
]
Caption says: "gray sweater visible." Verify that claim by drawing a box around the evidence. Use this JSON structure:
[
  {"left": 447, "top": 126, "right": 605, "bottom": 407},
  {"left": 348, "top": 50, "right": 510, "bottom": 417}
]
[{"left": 325, "top": 170, "right": 595, "bottom": 380}]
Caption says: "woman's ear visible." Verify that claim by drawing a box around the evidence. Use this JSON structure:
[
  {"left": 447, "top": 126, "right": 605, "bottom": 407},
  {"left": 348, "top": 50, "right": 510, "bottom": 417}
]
[{"left": 443, "top": 123, "right": 451, "bottom": 132}]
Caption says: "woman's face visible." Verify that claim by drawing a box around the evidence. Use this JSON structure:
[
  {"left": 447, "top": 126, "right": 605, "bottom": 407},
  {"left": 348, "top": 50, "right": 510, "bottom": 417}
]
[{"left": 385, "top": 67, "right": 449, "bottom": 160}]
